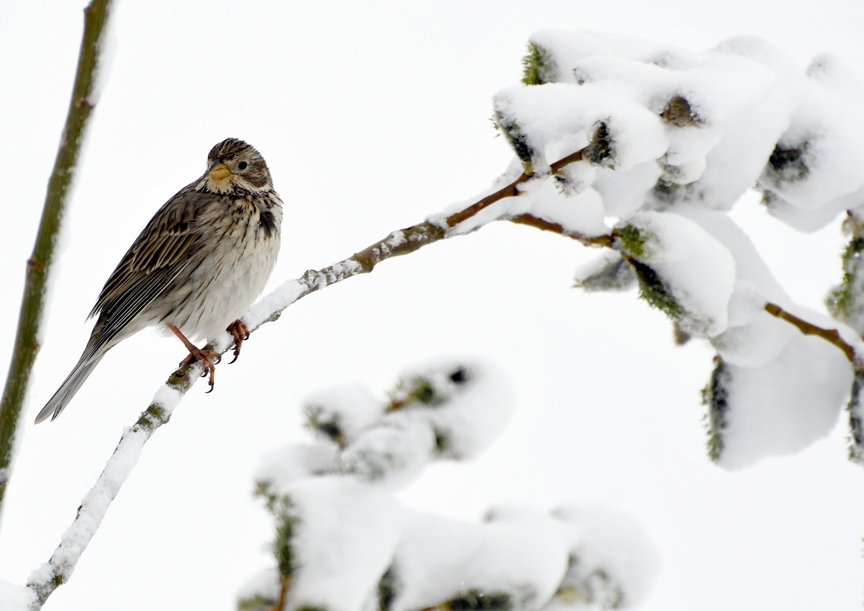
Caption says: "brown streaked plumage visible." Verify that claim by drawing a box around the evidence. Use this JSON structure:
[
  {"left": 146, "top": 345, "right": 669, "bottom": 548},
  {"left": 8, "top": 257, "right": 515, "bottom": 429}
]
[{"left": 36, "top": 138, "right": 283, "bottom": 423}]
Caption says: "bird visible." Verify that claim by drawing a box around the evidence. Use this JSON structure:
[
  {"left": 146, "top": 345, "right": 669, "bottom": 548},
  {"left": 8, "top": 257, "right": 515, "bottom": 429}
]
[{"left": 35, "top": 138, "right": 283, "bottom": 423}]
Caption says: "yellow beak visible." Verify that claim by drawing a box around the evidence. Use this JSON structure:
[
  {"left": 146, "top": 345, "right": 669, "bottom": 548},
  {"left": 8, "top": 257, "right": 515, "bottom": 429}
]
[{"left": 208, "top": 162, "right": 231, "bottom": 180}]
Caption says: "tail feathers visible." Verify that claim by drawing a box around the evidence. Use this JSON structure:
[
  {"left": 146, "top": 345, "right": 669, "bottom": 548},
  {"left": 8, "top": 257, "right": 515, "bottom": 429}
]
[{"left": 35, "top": 352, "right": 106, "bottom": 424}]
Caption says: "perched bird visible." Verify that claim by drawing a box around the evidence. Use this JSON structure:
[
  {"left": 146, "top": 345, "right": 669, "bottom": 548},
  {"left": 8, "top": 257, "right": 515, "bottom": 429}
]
[{"left": 35, "top": 138, "right": 283, "bottom": 423}]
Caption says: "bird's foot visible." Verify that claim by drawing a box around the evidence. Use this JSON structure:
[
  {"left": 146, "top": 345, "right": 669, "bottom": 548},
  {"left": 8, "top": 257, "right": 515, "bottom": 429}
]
[
  {"left": 166, "top": 323, "right": 221, "bottom": 392},
  {"left": 179, "top": 348, "right": 221, "bottom": 391},
  {"left": 227, "top": 320, "right": 250, "bottom": 364}
]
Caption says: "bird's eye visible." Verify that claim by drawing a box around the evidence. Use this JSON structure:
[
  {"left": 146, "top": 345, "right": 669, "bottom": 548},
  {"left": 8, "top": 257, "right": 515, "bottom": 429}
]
[{"left": 238, "top": 161, "right": 248, "bottom": 170}]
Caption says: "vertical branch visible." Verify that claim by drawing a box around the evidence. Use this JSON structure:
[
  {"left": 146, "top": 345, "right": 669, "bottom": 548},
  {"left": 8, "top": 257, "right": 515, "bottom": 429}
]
[{"left": 0, "top": 0, "right": 115, "bottom": 514}]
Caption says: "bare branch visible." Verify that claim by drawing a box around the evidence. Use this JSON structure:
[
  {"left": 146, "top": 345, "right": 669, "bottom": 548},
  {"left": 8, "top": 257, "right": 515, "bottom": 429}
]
[
  {"left": 0, "top": 0, "right": 115, "bottom": 517},
  {"left": 764, "top": 302, "right": 857, "bottom": 363}
]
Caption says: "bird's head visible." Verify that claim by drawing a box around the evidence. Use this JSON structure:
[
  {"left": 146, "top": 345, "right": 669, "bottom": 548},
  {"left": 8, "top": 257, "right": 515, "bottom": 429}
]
[{"left": 199, "top": 138, "right": 273, "bottom": 195}]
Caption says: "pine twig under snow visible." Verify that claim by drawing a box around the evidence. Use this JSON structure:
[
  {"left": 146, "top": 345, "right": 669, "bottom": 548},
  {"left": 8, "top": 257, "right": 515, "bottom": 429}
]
[{"left": 0, "top": 0, "right": 116, "bottom": 518}]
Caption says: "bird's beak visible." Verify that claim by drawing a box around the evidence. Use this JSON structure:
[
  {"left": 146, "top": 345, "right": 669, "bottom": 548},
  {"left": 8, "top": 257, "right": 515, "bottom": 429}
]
[{"left": 208, "top": 162, "right": 232, "bottom": 180}]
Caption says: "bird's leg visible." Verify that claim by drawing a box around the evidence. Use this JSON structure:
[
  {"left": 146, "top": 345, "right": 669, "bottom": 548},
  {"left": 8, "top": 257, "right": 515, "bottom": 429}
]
[
  {"left": 166, "top": 324, "right": 221, "bottom": 391},
  {"left": 227, "top": 319, "right": 250, "bottom": 364}
]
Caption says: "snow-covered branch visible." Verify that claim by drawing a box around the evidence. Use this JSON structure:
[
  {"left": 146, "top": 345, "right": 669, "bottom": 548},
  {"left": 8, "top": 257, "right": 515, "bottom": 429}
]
[
  {"left": 242, "top": 358, "right": 659, "bottom": 611},
  {"left": 20, "top": 28, "right": 864, "bottom": 608},
  {"left": 26, "top": 388, "right": 179, "bottom": 608},
  {"left": 21, "top": 143, "right": 600, "bottom": 608}
]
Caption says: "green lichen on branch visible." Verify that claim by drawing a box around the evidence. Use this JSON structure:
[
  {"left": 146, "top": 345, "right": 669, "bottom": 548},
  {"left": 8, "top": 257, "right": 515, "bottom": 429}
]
[
  {"left": 272, "top": 498, "right": 299, "bottom": 579},
  {"left": 629, "top": 259, "right": 683, "bottom": 322},
  {"left": 390, "top": 376, "right": 438, "bottom": 408},
  {"left": 617, "top": 225, "right": 646, "bottom": 258},
  {"left": 378, "top": 567, "right": 400, "bottom": 611},
  {"left": 826, "top": 235, "right": 864, "bottom": 333},
  {"left": 388, "top": 374, "right": 447, "bottom": 412},
  {"left": 585, "top": 121, "right": 615, "bottom": 166},
  {"left": 617, "top": 225, "right": 683, "bottom": 321},
  {"left": 432, "top": 427, "right": 452, "bottom": 455},
  {"left": 492, "top": 112, "right": 535, "bottom": 169},
  {"left": 237, "top": 594, "right": 278, "bottom": 611},
  {"left": 521, "top": 42, "right": 557, "bottom": 85},
  {"left": 702, "top": 358, "right": 730, "bottom": 462},
  {"left": 304, "top": 404, "right": 345, "bottom": 447},
  {"left": 133, "top": 403, "right": 170, "bottom": 431},
  {"left": 252, "top": 480, "right": 279, "bottom": 514},
  {"left": 846, "top": 369, "right": 864, "bottom": 463}
]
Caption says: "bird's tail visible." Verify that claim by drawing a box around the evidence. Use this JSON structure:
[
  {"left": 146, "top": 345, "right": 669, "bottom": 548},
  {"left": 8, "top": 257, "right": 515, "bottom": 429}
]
[{"left": 34, "top": 351, "right": 106, "bottom": 424}]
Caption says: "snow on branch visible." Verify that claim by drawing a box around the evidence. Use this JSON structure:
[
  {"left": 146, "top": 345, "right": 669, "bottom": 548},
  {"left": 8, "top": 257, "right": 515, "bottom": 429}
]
[
  {"left": 241, "top": 358, "right": 659, "bottom": 611},
  {"left": 26, "top": 386, "right": 180, "bottom": 608},
  {"left": 23, "top": 28, "right": 864, "bottom": 606},
  {"left": 496, "top": 30, "right": 864, "bottom": 468}
]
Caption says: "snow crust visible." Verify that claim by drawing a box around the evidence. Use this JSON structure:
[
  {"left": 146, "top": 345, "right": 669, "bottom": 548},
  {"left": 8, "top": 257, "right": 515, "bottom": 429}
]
[
  {"left": 245, "top": 357, "right": 660, "bottom": 610},
  {"left": 718, "top": 334, "right": 853, "bottom": 469},
  {"left": 389, "top": 510, "right": 570, "bottom": 611},
  {"left": 282, "top": 477, "right": 405, "bottom": 611},
  {"left": 487, "top": 29, "right": 864, "bottom": 229},
  {"left": 0, "top": 579, "right": 34, "bottom": 611},
  {"left": 255, "top": 357, "right": 514, "bottom": 492},
  {"left": 244, "top": 279, "right": 307, "bottom": 331},
  {"left": 253, "top": 443, "right": 339, "bottom": 490},
  {"left": 303, "top": 383, "right": 384, "bottom": 446},
  {"left": 550, "top": 505, "right": 661, "bottom": 608},
  {"left": 231, "top": 29, "right": 864, "bottom": 610},
  {"left": 481, "top": 30, "right": 863, "bottom": 467},
  {"left": 625, "top": 210, "right": 736, "bottom": 337}
]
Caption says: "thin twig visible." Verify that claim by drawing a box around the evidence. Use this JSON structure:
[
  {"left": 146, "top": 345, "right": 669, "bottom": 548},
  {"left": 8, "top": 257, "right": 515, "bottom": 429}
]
[
  {"left": 273, "top": 576, "right": 291, "bottom": 611},
  {"left": 509, "top": 213, "right": 614, "bottom": 248},
  {"left": 764, "top": 302, "right": 857, "bottom": 363},
  {"left": 0, "top": 0, "right": 115, "bottom": 517},
  {"left": 445, "top": 147, "right": 586, "bottom": 226}
]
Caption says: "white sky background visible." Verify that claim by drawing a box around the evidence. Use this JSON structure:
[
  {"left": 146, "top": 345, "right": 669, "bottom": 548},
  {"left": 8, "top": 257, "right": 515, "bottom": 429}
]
[{"left": 1, "top": 0, "right": 864, "bottom": 609}]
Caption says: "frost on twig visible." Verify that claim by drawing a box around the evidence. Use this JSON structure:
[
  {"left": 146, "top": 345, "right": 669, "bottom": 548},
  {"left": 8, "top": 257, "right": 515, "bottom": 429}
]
[{"left": 241, "top": 358, "right": 658, "bottom": 611}]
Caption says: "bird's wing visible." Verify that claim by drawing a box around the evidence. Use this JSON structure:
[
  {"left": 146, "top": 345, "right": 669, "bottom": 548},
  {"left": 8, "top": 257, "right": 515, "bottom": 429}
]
[{"left": 87, "top": 183, "right": 212, "bottom": 352}]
